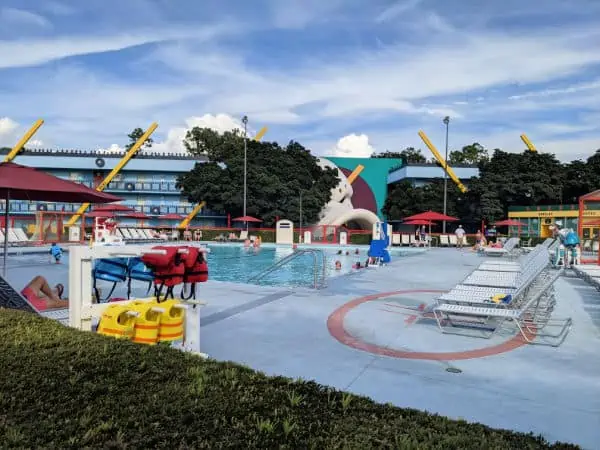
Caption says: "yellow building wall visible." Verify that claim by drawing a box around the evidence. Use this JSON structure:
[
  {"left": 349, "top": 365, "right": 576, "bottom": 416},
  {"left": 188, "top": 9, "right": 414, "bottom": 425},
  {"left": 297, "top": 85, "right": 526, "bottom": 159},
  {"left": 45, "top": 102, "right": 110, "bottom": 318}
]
[{"left": 508, "top": 210, "right": 599, "bottom": 238}]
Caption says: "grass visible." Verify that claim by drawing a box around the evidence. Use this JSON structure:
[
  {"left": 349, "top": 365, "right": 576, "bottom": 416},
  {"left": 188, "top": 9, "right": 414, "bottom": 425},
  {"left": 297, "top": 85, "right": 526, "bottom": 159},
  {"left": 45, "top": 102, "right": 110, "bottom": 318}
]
[{"left": 0, "top": 309, "right": 579, "bottom": 449}]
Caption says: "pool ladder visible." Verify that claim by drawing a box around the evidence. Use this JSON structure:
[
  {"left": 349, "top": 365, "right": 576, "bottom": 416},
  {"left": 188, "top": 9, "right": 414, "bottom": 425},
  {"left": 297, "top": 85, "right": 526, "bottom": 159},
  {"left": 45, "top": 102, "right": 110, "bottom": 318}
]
[{"left": 248, "top": 249, "right": 327, "bottom": 289}]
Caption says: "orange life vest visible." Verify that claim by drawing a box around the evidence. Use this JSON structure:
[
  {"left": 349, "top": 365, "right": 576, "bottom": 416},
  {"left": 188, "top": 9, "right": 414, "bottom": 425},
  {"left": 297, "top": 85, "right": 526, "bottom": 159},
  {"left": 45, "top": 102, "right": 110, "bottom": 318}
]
[
  {"left": 180, "top": 246, "right": 209, "bottom": 299},
  {"left": 141, "top": 246, "right": 185, "bottom": 301}
]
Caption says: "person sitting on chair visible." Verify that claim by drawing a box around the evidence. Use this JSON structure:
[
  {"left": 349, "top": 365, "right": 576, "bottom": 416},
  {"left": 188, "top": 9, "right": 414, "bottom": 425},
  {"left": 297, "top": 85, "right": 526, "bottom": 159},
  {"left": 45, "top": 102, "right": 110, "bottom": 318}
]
[{"left": 21, "top": 275, "right": 68, "bottom": 310}]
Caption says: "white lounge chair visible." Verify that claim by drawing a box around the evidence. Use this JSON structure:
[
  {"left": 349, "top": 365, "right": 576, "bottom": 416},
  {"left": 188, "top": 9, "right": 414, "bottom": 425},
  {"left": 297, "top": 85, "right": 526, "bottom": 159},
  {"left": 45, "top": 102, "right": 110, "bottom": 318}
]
[
  {"left": 434, "top": 270, "right": 570, "bottom": 346},
  {"left": 439, "top": 235, "right": 450, "bottom": 246},
  {"left": 392, "top": 234, "right": 401, "bottom": 246},
  {"left": 401, "top": 234, "right": 410, "bottom": 246},
  {"left": 448, "top": 235, "right": 457, "bottom": 247}
]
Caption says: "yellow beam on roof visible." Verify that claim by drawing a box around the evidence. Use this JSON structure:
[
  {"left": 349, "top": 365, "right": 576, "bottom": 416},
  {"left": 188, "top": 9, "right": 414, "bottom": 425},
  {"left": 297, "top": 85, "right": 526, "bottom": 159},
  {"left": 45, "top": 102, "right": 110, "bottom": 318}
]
[
  {"left": 520, "top": 133, "right": 537, "bottom": 152},
  {"left": 178, "top": 201, "right": 206, "bottom": 229},
  {"left": 65, "top": 122, "right": 158, "bottom": 227},
  {"left": 3, "top": 119, "right": 44, "bottom": 163},
  {"left": 418, "top": 130, "right": 468, "bottom": 194}
]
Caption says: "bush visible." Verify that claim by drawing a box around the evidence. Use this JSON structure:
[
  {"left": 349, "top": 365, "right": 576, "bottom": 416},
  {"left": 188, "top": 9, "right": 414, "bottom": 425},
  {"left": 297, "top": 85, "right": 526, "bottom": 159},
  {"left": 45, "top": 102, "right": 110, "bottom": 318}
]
[{"left": 0, "top": 310, "right": 578, "bottom": 449}]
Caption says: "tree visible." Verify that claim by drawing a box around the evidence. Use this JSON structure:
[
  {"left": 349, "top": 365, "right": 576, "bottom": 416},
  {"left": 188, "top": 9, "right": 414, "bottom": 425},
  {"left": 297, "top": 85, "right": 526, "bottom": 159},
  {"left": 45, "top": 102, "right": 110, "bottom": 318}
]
[
  {"left": 177, "top": 128, "right": 339, "bottom": 226},
  {"left": 448, "top": 143, "right": 489, "bottom": 165},
  {"left": 126, "top": 128, "right": 154, "bottom": 152},
  {"left": 383, "top": 146, "right": 600, "bottom": 225},
  {"left": 372, "top": 148, "right": 427, "bottom": 163}
]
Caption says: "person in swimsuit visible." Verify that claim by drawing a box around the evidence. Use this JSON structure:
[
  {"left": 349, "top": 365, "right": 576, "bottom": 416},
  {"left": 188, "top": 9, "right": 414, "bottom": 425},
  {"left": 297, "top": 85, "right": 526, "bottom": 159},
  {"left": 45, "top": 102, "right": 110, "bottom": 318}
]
[{"left": 21, "top": 276, "right": 68, "bottom": 310}]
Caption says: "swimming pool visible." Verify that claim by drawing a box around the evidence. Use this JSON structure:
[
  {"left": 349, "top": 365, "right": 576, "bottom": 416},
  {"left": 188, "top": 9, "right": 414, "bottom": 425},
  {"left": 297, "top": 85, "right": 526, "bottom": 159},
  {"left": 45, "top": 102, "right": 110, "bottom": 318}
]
[{"left": 3, "top": 243, "right": 421, "bottom": 291}]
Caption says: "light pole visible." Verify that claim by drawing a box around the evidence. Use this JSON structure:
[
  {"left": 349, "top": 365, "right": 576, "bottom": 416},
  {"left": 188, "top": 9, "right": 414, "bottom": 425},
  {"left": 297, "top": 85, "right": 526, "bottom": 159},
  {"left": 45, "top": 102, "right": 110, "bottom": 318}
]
[
  {"left": 299, "top": 191, "right": 303, "bottom": 242},
  {"left": 242, "top": 115, "right": 248, "bottom": 230},
  {"left": 442, "top": 116, "right": 450, "bottom": 233}
]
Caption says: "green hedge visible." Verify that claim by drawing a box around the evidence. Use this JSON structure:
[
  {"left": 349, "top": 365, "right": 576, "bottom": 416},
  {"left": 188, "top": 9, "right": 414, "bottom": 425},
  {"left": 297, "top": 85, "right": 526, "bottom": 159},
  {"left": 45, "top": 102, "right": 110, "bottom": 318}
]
[{"left": 0, "top": 310, "right": 577, "bottom": 449}]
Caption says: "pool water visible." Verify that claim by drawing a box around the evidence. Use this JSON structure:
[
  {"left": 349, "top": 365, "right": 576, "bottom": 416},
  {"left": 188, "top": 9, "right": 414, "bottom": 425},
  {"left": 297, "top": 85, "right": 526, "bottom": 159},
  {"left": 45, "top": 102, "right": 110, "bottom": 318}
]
[
  {"left": 4, "top": 244, "right": 418, "bottom": 291},
  {"left": 205, "top": 245, "right": 363, "bottom": 287}
]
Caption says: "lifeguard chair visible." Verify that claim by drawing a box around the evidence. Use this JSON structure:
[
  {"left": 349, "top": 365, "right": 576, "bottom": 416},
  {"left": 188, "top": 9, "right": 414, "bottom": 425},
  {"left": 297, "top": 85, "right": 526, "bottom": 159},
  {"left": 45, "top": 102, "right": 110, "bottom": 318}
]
[{"left": 94, "top": 217, "right": 124, "bottom": 246}]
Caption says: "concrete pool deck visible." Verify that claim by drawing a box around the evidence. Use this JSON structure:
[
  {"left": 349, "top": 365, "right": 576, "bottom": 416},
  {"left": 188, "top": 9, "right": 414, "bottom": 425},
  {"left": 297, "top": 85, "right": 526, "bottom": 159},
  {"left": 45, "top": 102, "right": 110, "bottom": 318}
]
[{"left": 2, "top": 246, "right": 600, "bottom": 448}]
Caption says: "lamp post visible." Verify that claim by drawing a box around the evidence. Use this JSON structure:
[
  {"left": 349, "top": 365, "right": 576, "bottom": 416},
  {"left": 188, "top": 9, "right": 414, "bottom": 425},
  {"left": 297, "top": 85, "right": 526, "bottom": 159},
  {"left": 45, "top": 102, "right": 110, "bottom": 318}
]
[
  {"left": 242, "top": 115, "right": 248, "bottom": 230},
  {"left": 442, "top": 116, "right": 450, "bottom": 233},
  {"left": 299, "top": 191, "right": 303, "bottom": 243}
]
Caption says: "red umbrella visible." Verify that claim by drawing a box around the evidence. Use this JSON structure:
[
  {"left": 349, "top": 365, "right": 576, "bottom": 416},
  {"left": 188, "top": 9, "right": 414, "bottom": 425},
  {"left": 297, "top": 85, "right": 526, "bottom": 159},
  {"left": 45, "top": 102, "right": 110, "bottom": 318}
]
[
  {"left": 494, "top": 219, "right": 527, "bottom": 226},
  {"left": 85, "top": 210, "right": 115, "bottom": 218},
  {"left": 494, "top": 219, "right": 527, "bottom": 236},
  {"left": 232, "top": 215, "right": 262, "bottom": 223},
  {"left": 403, "top": 211, "right": 459, "bottom": 222},
  {"left": 403, "top": 219, "right": 434, "bottom": 226},
  {"left": 124, "top": 212, "right": 149, "bottom": 219},
  {"left": 93, "top": 204, "right": 134, "bottom": 212},
  {"left": 160, "top": 213, "right": 184, "bottom": 220},
  {"left": 0, "top": 162, "right": 121, "bottom": 275}
]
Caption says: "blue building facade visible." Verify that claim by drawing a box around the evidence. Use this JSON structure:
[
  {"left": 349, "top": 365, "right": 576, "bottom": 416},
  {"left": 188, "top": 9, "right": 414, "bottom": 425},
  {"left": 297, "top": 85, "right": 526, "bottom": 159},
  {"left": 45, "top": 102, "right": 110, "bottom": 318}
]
[
  {"left": 0, "top": 148, "right": 227, "bottom": 227},
  {"left": 387, "top": 162, "right": 479, "bottom": 187}
]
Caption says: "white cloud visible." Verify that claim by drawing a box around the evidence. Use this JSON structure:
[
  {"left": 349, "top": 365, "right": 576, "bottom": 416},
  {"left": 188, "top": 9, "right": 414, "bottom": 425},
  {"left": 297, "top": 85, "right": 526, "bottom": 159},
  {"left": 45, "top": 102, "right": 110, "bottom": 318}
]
[
  {"left": 0, "top": 23, "right": 236, "bottom": 70},
  {"left": 330, "top": 133, "right": 375, "bottom": 158},
  {"left": 97, "top": 143, "right": 125, "bottom": 154},
  {"left": 0, "top": 117, "right": 18, "bottom": 136},
  {"left": 0, "top": 7, "right": 51, "bottom": 28},
  {"left": 375, "top": 0, "right": 423, "bottom": 23},
  {"left": 269, "top": 0, "right": 345, "bottom": 29},
  {"left": 147, "top": 114, "right": 247, "bottom": 154}
]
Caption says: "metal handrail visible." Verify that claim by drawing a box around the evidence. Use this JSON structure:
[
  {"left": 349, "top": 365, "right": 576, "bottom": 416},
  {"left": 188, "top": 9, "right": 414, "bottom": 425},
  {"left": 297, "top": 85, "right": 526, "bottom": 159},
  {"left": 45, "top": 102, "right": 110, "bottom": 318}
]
[{"left": 248, "top": 249, "right": 327, "bottom": 289}]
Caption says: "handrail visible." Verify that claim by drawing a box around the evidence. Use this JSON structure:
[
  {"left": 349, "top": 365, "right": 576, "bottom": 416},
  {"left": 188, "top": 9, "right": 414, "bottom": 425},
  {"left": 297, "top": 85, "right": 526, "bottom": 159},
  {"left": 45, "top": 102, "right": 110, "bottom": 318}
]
[{"left": 248, "top": 249, "right": 327, "bottom": 289}]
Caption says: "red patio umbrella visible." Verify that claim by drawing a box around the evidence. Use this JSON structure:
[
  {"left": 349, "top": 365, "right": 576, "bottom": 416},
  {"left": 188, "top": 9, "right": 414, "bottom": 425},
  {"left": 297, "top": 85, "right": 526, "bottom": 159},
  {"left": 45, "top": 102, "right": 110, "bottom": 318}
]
[
  {"left": 93, "top": 204, "right": 134, "bottom": 212},
  {"left": 123, "top": 212, "right": 149, "bottom": 219},
  {"left": 494, "top": 219, "right": 527, "bottom": 236},
  {"left": 85, "top": 210, "right": 115, "bottom": 218},
  {"left": 0, "top": 162, "right": 121, "bottom": 275},
  {"left": 403, "top": 219, "right": 434, "bottom": 226},
  {"left": 160, "top": 213, "right": 184, "bottom": 220},
  {"left": 403, "top": 211, "right": 459, "bottom": 222},
  {"left": 494, "top": 219, "right": 527, "bottom": 226},
  {"left": 232, "top": 215, "right": 262, "bottom": 223}
]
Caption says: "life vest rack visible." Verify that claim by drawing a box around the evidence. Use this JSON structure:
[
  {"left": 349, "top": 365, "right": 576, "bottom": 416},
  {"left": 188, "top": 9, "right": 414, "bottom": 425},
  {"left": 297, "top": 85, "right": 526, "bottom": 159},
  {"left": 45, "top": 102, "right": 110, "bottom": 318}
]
[{"left": 93, "top": 245, "right": 208, "bottom": 303}]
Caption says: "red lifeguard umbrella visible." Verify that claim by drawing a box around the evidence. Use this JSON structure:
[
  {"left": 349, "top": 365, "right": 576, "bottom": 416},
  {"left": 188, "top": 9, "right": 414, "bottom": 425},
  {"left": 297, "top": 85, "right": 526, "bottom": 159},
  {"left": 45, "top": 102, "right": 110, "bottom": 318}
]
[
  {"left": 232, "top": 215, "right": 262, "bottom": 223},
  {"left": 0, "top": 162, "right": 121, "bottom": 275}
]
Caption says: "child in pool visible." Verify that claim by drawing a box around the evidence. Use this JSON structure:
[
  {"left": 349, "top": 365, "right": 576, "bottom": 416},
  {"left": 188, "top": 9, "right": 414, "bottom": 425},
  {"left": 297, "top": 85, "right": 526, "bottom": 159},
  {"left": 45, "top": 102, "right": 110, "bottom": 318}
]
[{"left": 49, "top": 243, "right": 64, "bottom": 264}]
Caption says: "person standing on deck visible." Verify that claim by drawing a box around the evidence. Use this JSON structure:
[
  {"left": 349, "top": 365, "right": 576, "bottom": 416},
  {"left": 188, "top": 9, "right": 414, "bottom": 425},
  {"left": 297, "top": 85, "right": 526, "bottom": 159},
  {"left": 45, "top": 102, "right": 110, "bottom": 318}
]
[{"left": 455, "top": 225, "right": 465, "bottom": 249}]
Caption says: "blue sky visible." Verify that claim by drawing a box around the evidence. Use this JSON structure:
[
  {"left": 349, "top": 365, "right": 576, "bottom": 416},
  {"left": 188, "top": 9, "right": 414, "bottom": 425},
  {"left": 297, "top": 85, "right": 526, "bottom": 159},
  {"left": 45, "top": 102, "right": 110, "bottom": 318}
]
[{"left": 0, "top": 0, "right": 599, "bottom": 161}]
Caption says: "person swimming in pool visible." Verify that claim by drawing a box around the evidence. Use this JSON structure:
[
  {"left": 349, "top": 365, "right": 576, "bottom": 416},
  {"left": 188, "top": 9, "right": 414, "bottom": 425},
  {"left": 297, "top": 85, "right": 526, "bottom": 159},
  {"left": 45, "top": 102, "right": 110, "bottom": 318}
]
[
  {"left": 21, "top": 275, "right": 68, "bottom": 310},
  {"left": 49, "top": 243, "right": 64, "bottom": 264}
]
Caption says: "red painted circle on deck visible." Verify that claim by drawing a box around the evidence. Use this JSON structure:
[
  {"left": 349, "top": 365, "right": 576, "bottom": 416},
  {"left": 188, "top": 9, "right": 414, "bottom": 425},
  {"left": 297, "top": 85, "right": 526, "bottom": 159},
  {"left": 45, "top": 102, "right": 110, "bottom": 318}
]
[{"left": 327, "top": 290, "right": 535, "bottom": 361}]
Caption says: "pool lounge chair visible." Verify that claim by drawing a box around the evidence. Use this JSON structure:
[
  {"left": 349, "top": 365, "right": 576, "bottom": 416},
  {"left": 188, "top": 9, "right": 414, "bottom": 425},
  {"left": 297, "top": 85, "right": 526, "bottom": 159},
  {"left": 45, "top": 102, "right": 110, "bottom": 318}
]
[
  {"left": 434, "top": 269, "right": 570, "bottom": 346},
  {"left": 439, "top": 235, "right": 450, "bottom": 246},
  {"left": 481, "top": 237, "right": 519, "bottom": 257},
  {"left": 392, "top": 234, "right": 401, "bottom": 246},
  {"left": 437, "top": 245, "right": 551, "bottom": 306},
  {"left": 401, "top": 234, "right": 410, "bottom": 246}
]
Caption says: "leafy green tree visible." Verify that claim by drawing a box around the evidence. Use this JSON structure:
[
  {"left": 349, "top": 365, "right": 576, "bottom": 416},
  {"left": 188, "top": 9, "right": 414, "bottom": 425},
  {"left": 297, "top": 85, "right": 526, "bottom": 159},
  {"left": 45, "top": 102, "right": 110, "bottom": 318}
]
[
  {"left": 448, "top": 143, "right": 489, "bottom": 165},
  {"left": 177, "top": 127, "right": 339, "bottom": 226},
  {"left": 126, "top": 128, "right": 154, "bottom": 152},
  {"left": 372, "top": 148, "right": 427, "bottom": 163}
]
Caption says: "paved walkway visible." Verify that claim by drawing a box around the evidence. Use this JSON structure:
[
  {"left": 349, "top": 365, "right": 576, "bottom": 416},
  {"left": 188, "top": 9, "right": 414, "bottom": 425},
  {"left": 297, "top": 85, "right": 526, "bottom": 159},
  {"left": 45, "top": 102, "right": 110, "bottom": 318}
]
[{"left": 3, "top": 246, "right": 599, "bottom": 448}]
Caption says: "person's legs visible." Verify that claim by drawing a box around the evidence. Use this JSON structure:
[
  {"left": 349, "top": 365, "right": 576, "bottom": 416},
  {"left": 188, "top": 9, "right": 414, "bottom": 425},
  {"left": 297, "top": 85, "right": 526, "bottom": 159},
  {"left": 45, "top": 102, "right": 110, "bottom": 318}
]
[{"left": 24, "top": 276, "right": 68, "bottom": 308}]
